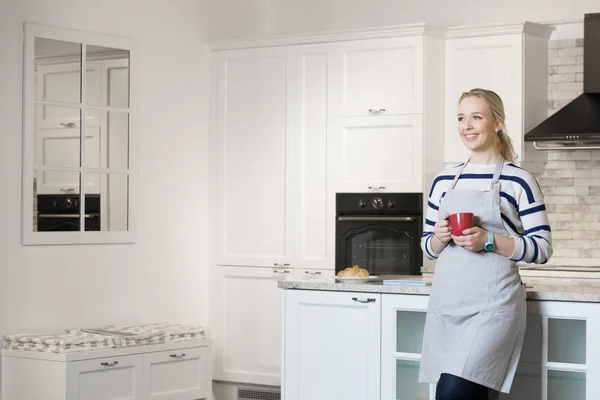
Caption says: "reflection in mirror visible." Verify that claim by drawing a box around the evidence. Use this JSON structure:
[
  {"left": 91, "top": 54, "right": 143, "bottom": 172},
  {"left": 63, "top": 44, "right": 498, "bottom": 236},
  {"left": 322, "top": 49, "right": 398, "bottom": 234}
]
[
  {"left": 34, "top": 172, "right": 81, "bottom": 232},
  {"left": 35, "top": 105, "right": 81, "bottom": 168},
  {"left": 86, "top": 45, "right": 130, "bottom": 108},
  {"left": 34, "top": 38, "right": 81, "bottom": 103},
  {"left": 86, "top": 110, "right": 129, "bottom": 169},
  {"left": 84, "top": 173, "right": 128, "bottom": 231}
]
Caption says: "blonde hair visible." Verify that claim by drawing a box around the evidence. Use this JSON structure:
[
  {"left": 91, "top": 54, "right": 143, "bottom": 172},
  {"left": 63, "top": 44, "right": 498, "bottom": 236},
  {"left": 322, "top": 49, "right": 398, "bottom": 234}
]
[{"left": 459, "top": 88, "right": 517, "bottom": 162}]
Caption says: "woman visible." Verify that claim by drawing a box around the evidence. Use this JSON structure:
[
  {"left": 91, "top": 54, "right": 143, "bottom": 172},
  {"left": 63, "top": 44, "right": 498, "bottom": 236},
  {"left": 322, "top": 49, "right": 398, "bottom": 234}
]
[{"left": 418, "top": 88, "right": 553, "bottom": 400}]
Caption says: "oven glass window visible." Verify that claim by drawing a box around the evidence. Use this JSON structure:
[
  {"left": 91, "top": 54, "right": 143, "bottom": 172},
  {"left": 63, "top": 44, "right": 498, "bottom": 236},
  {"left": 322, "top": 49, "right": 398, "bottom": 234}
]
[{"left": 345, "top": 228, "right": 413, "bottom": 276}]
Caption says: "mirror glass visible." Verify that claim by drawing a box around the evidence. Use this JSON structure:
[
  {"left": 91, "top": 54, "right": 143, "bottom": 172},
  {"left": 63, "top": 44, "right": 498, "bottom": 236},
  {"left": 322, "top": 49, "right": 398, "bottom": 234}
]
[
  {"left": 34, "top": 38, "right": 81, "bottom": 103},
  {"left": 87, "top": 45, "right": 130, "bottom": 108},
  {"left": 31, "top": 36, "right": 132, "bottom": 235},
  {"left": 34, "top": 104, "right": 81, "bottom": 168},
  {"left": 83, "top": 173, "right": 129, "bottom": 231},
  {"left": 33, "top": 172, "right": 81, "bottom": 232}
]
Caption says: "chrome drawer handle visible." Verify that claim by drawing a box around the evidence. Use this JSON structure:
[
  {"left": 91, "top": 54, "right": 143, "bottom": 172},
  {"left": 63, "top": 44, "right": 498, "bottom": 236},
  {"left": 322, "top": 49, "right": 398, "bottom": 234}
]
[
  {"left": 273, "top": 269, "right": 290, "bottom": 274},
  {"left": 100, "top": 361, "right": 118, "bottom": 367},
  {"left": 352, "top": 297, "right": 376, "bottom": 303},
  {"left": 367, "top": 186, "right": 386, "bottom": 190},
  {"left": 170, "top": 353, "right": 186, "bottom": 358},
  {"left": 273, "top": 263, "right": 290, "bottom": 267},
  {"left": 304, "top": 271, "right": 322, "bottom": 275},
  {"left": 368, "top": 108, "right": 386, "bottom": 114}
]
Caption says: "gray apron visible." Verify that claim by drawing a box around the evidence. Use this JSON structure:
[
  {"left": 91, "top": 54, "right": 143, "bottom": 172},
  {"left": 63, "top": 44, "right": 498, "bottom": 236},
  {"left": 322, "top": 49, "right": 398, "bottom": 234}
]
[{"left": 419, "top": 155, "right": 526, "bottom": 394}]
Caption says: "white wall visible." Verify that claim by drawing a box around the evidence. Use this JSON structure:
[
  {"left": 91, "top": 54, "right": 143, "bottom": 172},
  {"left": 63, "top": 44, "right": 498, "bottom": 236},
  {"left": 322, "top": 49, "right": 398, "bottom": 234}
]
[
  {"left": 198, "top": 0, "right": 600, "bottom": 41},
  {"left": 0, "top": 0, "right": 210, "bottom": 334}
]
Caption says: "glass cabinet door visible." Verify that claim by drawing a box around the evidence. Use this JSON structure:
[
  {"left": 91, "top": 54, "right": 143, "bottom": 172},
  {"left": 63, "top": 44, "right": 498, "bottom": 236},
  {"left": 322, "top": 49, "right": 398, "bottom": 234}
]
[{"left": 382, "top": 295, "right": 432, "bottom": 400}]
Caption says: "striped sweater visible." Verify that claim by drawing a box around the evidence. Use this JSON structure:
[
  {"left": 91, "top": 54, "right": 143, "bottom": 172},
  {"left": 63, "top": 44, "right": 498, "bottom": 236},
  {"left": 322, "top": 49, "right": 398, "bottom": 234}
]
[{"left": 421, "top": 162, "right": 553, "bottom": 264}]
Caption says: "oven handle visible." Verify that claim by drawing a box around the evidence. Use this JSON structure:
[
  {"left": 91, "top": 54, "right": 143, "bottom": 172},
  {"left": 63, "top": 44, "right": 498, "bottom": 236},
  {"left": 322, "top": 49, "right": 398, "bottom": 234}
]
[
  {"left": 337, "top": 216, "right": 417, "bottom": 222},
  {"left": 38, "top": 214, "right": 95, "bottom": 218}
]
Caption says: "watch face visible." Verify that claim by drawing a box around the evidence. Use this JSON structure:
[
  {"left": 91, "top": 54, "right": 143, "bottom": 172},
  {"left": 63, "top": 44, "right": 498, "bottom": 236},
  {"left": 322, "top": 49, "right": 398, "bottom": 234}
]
[{"left": 485, "top": 243, "right": 494, "bottom": 251}]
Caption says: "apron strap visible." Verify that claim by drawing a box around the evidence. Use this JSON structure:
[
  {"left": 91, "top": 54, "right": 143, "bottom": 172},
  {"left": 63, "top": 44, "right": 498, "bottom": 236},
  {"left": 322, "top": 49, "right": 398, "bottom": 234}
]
[
  {"left": 491, "top": 154, "right": 505, "bottom": 189},
  {"left": 449, "top": 158, "right": 470, "bottom": 191}
]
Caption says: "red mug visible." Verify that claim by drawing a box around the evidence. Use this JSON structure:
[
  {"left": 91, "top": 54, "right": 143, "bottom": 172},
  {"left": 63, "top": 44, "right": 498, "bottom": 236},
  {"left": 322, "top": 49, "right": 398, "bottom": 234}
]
[{"left": 448, "top": 212, "right": 474, "bottom": 236}]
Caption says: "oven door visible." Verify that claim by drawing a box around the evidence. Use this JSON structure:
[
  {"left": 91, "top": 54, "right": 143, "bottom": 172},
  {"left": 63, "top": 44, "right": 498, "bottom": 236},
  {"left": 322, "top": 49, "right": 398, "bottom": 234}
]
[
  {"left": 336, "top": 215, "right": 422, "bottom": 276},
  {"left": 37, "top": 213, "right": 101, "bottom": 232}
]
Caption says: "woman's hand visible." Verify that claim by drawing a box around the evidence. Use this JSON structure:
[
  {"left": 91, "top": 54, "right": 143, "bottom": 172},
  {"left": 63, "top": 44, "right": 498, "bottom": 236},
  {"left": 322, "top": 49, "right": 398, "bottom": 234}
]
[
  {"left": 452, "top": 227, "right": 488, "bottom": 252},
  {"left": 433, "top": 213, "right": 452, "bottom": 245}
]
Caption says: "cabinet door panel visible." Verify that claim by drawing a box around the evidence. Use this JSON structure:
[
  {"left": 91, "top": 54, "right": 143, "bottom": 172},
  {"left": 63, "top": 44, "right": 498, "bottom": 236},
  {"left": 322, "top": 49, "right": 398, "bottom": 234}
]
[
  {"left": 444, "top": 35, "right": 522, "bottom": 163},
  {"left": 294, "top": 48, "right": 333, "bottom": 269},
  {"left": 329, "top": 115, "right": 423, "bottom": 193},
  {"left": 214, "top": 266, "right": 289, "bottom": 386},
  {"left": 284, "top": 290, "right": 381, "bottom": 400},
  {"left": 67, "top": 355, "right": 142, "bottom": 400},
  {"left": 330, "top": 37, "right": 423, "bottom": 116},
  {"left": 142, "top": 347, "right": 209, "bottom": 400},
  {"left": 216, "top": 48, "right": 294, "bottom": 266}
]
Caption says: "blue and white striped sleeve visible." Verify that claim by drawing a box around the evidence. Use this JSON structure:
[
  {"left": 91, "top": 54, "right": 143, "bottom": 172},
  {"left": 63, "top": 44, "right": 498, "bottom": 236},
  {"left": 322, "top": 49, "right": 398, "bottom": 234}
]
[
  {"left": 509, "top": 173, "right": 553, "bottom": 264},
  {"left": 421, "top": 176, "right": 444, "bottom": 260}
]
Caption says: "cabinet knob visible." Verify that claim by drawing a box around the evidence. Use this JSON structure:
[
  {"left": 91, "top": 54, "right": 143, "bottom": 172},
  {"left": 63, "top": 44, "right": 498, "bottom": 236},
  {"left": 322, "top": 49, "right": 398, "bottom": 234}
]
[{"left": 100, "top": 361, "right": 119, "bottom": 366}]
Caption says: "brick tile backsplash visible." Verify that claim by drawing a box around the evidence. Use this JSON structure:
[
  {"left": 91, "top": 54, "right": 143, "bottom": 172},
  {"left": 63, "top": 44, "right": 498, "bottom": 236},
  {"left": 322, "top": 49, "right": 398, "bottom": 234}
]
[{"left": 526, "top": 38, "right": 600, "bottom": 267}]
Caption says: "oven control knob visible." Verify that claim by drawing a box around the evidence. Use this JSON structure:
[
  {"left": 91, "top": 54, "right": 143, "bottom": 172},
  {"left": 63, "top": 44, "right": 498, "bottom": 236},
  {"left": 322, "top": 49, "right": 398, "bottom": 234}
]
[
  {"left": 388, "top": 199, "right": 395, "bottom": 208},
  {"left": 372, "top": 198, "right": 383, "bottom": 209},
  {"left": 63, "top": 198, "right": 73, "bottom": 208},
  {"left": 358, "top": 200, "right": 367, "bottom": 208}
]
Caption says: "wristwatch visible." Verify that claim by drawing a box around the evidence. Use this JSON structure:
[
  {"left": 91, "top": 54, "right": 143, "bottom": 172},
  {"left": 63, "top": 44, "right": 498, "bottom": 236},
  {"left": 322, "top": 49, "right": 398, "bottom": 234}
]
[{"left": 484, "top": 231, "right": 495, "bottom": 252}]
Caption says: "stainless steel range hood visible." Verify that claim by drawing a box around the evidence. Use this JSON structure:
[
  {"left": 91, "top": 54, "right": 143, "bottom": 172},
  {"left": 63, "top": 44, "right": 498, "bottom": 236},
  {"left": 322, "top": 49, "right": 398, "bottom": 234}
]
[{"left": 524, "top": 13, "right": 600, "bottom": 150}]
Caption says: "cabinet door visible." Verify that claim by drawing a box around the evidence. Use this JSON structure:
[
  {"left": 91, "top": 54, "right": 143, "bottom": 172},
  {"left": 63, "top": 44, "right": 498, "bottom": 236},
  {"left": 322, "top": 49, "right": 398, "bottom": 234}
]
[
  {"left": 284, "top": 290, "right": 381, "bottom": 400},
  {"left": 215, "top": 47, "right": 294, "bottom": 267},
  {"left": 214, "top": 266, "right": 292, "bottom": 386},
  {"left": 67, "top": 355, "right": 142, "bottom": 400},
  {"left": 142, "top": 347, "right": 209, "bottom": 400},
  {"left": 293, "top": 46, "right": 334, "bottom": 270},
  {"left": 381, "top": 294, "right": 433, "bottom": 400},
  {"left": 329, "top": 36, "right": 424, "bottom": 116},
  {"left": 444, "top": 34, "right": 523, "bottom": 163},
  {"left": 329, "top": 115, "right": 423, "bottom": 193}
]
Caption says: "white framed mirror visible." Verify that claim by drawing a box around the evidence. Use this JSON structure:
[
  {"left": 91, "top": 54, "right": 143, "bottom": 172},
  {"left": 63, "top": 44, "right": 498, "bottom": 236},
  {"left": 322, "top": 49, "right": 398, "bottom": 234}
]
[{"left": 22, "top": 23, "right": 139, "bottom": 245}]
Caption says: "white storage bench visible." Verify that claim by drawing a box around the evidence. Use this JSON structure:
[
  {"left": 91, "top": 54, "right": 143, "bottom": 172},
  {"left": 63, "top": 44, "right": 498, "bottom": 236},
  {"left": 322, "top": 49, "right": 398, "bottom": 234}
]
[{"left": 1, "top": 324, "right": 211, "bottom": 400}]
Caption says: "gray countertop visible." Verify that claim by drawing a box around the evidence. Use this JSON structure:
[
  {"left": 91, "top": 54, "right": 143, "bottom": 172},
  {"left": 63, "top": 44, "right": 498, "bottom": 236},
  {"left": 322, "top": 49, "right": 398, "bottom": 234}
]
[{"left": 278, "top": 275, "right": 600, "bottom": 303}]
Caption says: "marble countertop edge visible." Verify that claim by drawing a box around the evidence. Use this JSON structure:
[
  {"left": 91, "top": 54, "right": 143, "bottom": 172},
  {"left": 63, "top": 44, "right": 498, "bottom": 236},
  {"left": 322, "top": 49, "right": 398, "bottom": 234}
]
[{"left": 277, "top": 280, "right": 600, "bottom": 303}]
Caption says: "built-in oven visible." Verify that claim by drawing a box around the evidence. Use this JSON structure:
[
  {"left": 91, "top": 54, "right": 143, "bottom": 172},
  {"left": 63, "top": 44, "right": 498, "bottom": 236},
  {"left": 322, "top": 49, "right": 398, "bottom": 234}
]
[
  {"left": 37, "top": 194, "right": 101, "bottom": 232},
  {"left": 335, "top": 193, "right": 423, "bottom": 277}
]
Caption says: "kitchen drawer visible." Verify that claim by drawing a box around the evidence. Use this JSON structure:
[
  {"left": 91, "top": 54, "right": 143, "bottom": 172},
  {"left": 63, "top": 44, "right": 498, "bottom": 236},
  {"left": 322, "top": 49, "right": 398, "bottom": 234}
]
[
  {"left": 142, "top": 347, "right": 210, "bottom": 400},
  {"left": 67, "top": 354, "right": 143, "bottom": 400}
]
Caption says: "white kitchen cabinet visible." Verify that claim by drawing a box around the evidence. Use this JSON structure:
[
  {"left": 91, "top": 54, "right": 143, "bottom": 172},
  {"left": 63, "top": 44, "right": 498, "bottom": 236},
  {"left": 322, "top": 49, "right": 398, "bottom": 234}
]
[
  {"left": 504, "top": 300, "right": 600, "bottom": 400},
  {"left": 283, "top": 289, "right": 381, "bottom": 400},
  {"left": 328, "top": 115, "right": 424, "bottom": 193},
  {"left": 328, "top": 36, "right": 424, "bottom": 117},
  {"left": 381, "top": 293, "right": 434, "bottom": 400},
  {"left": 213, "top": 266, "right": 333, "bottom": 387},
  {"left": 1, "top": 340, "right": 211, "bottom": 400},
  {"left": 443, "top": 23, "right": 553, "bottom": 163},
  {"left": 214, "top": 47, "right": 295, "bottom": 268}
]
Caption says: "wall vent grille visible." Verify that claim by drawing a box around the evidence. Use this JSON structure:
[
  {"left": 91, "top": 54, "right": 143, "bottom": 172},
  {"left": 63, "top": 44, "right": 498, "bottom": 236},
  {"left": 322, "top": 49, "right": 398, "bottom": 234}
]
[{"left": 237, "top": 387, "right": 281, "bottom": 400}]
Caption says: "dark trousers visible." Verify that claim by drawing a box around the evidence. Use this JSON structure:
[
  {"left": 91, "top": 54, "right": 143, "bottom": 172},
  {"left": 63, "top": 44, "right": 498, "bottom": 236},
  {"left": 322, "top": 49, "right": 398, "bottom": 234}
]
[{"left": 436, "top": 373, "right": 490, "bottom": 400}]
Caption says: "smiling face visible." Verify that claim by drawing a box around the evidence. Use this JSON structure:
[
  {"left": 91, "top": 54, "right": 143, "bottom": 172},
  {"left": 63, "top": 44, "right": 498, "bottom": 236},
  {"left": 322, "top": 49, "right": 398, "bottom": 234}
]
[{"left": 457, "top": 95, "right": 499, "bottom": 154}]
